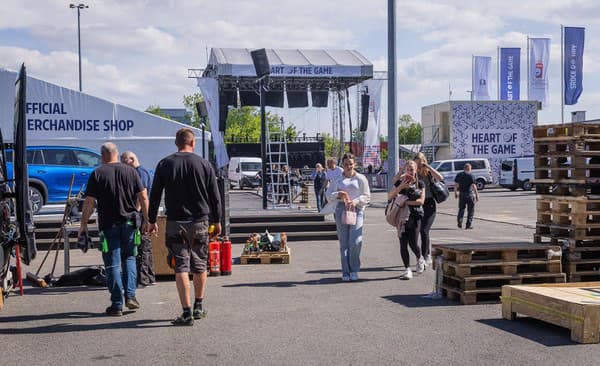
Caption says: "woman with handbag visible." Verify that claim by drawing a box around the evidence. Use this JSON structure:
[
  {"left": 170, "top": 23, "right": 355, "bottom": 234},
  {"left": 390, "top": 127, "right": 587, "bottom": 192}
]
[
  {"left": 388, "top": 160, "right": 425, "bottom": 280},
  {"left": 414, "top": 152, "right": 444, "bottom": 267},
  {"left": 326, "top": 153, "right": 371, "bottom": 282}
]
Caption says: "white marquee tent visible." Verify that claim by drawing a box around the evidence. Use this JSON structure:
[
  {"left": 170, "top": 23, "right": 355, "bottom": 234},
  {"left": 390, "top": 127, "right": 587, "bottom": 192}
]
[{"left": 0, "top": 68, "right": 209, "bottom": 171}]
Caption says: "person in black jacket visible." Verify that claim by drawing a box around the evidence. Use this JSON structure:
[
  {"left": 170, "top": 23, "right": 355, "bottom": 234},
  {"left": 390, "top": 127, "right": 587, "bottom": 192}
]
[
  {"left": 148, "top": 128, "right": 222, "bottom": 326},
  {"left": 313, "top": 163, "right": 326, "bottom": 212}
]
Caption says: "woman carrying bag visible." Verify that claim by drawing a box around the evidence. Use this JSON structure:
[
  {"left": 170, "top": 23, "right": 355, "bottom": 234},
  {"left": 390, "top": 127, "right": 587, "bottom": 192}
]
[
  {"left": 414, "top": 152, "right": 444, "bottom": 267},
  {"left": 326, "top": 153, "right": 371, "bottom": 282},
  {"left": 388, "top": 160, "right": 425, "bottom": 280}
]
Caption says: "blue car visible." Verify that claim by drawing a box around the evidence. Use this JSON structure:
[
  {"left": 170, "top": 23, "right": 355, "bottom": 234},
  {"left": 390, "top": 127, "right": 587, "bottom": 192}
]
[{"left": 5, "top": 146, "right": 101, "bottom": 213}]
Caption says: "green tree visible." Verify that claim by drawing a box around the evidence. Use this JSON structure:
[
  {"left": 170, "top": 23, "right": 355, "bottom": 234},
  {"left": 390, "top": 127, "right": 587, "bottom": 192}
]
[
  {"left": 182, "top": 92, "right": 204, "bottom": 128},
  {"left": 145, "top": 105, "right": 171, "bottom": 119},
  {"left": 285, "top": 124, "right": 299, "bottom": 142},
  {"left": 398, "top": 114, "right": 422, "bottom": 145}
]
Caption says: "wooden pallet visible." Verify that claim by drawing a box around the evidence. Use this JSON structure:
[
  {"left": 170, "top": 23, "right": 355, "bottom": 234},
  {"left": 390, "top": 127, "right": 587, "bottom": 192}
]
[
  {"left": 536, "top": 224, "right": 600, "bottom": 241},
  {"left": 502, "top": 282, "right": 600, "bottom": 343},
  {"left": 239, "top": 248, "right": 291, "bottom": 264},
  {"left": 534, "top": 234, "right": 600, "bottom": 248},
  {"left": 442, "top": 285, "right": 501, "bottom": 305},
  {"left": 536, "top": 195, "right": 600, "bottom": 228},
  {"left": 567, "top": 274, "right": 600, "bottom": 282},
  {"left": 444, "top": 272, "right": 565, "bottom": 292},
  {"left": 534, "top": 183, "right": 600, "bottom": 197},
  {"left": 534, "top": 122, "right": 600, "bottom": 140},
  {"left": 436, "top": 243, "right": 562, "bottom": 277},
  {"left": 534, "top": 140, "right": 600, "bottom": 157}
]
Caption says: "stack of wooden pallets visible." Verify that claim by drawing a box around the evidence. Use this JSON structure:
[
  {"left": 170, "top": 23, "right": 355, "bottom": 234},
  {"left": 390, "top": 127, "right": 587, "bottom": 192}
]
[
  {"left": 533, "top": 122, "right": 600, "bottom": 282},
  {"left": 435, "top": 243, "right": 565, "bottom": 305}
]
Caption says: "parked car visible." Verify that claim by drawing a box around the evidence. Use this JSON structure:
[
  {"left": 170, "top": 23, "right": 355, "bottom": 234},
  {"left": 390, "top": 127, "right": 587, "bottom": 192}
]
[
  {"left": 6, "top": 146, "right": 101, "bottom": 213},
  {"left": 499, "top": 157, "right": 535, "bottom": 191},
  {"left": 430, "top": 158, "right": 493, "bottom": 190},
  {"left": 228, "top": 157, "right": 262, "bottom": 189}
]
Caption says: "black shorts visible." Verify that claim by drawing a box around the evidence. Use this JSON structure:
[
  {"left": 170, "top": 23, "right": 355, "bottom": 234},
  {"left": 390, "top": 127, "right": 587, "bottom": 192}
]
[{"left": 165, "top": 220, "right": 209, "bottom": 273}]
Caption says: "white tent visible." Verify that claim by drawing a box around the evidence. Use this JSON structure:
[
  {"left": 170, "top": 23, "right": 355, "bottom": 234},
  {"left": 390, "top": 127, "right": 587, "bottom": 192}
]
[{"left": 0, "top": 68, "right": 210, "bottom": 171}]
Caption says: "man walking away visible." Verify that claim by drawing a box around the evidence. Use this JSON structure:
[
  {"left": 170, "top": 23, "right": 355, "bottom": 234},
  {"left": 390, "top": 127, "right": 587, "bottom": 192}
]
[
  {"left": 148, "top": 128, "right": 222, "bottom": 326},
  {"left": 454, "top": 163, "right": 479, "bottom": 229},
  {"left": 79, "top": 142, "right": 148, "bottom": 316},
  {"left": 121, "top": 151, "right": 155, "bottom": 287}
]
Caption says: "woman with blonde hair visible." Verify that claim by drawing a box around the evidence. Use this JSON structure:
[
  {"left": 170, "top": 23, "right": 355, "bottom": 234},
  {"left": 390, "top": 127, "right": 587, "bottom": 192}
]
[
  {"left": 413, "top": 152, "right": 443, "bottom": 266},
  {"left": 388, "top": 160, "right": 425, "bottom": 280}
]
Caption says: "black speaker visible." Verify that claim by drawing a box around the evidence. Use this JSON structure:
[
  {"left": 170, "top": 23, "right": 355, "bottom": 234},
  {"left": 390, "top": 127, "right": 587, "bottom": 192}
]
[
  {"left": 250, "top": 48, "right": 270, "bottom": 78},
  {"left": 195, "top": 101, "right": 208, "bottom": 118},
  {"left": 219, "top": 102, "right": 228, "bottom": 132},
  {"left": 360, "top": 94, "right": 370, "bottom": 132}
]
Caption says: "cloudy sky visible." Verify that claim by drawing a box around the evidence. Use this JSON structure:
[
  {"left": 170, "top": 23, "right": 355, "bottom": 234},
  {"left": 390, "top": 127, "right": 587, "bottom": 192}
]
[{"left": 1, "top": 0, "right": 600, "bottom": 136}]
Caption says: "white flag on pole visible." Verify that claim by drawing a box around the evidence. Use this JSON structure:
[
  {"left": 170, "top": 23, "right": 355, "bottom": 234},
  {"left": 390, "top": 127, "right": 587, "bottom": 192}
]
[
  {"left": 529, "top": 38, "right": 550, "bottom": 108},
  {"left": 197, "top": 77, "right": 229, "bottom": 168},
  {"left": 472, "top": 56, "right": 492, "bottom": 101}
]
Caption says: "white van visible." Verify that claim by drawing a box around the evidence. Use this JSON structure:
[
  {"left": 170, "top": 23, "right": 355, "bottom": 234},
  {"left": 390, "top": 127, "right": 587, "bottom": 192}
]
[
  {"left": 430, "top": 158, "right": 493, "bottom": 190},
  {"left": 228, "top": 157, "right": 262, "bottom": 189},
  {"left": 499, "top": 157, "right": 535, "bottom": 191}
]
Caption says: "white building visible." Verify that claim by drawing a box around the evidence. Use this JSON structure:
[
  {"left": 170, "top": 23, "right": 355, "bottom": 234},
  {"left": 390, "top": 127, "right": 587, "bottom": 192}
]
[{"left": 421, "top": 100, "right": 540, "bottom": 181}]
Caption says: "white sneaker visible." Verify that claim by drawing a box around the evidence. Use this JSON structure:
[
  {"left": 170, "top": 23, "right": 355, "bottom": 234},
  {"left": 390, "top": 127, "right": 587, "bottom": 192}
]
[
  {"left": 342, "top": 275, "right": 350, "bottom": 282},
  {"left": 417, "top": 258, "right": 425, "bottom": 273},
  {"left": 350, "top": 272, "right": 359, "bottom": 281},
  {"left": 400, "top": 268, "right": 413, "bottom": 280},
  {"left": 425, "top": 255, "right": 433, "bottom": 266}
]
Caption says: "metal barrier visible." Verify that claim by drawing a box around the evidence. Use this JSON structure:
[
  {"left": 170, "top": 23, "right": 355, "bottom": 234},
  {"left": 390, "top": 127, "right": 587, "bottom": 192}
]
[{"left": 364, "top": 172, "right": 388, "bottom": 191}]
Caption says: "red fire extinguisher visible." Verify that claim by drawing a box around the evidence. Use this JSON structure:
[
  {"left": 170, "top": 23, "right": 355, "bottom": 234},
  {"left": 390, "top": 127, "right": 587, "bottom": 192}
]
[
  {"left": 208, "top": 239, "right": 221, "bottom": 276},
  {"left": 220, "top": 237, "right": 232, "bottom": 275}
]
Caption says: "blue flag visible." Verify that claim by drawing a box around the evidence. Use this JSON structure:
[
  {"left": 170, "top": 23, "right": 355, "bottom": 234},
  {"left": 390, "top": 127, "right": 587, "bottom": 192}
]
[
  {"left": 564, "top": 27, "right": 585, "bottom": 105},
  {"left": 499, "top": 48, "right": 520, "bottom": 100}
]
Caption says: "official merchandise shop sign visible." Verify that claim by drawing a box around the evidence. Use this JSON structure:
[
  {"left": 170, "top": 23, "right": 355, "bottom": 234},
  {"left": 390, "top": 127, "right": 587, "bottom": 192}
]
[
  {"left": 24, "top": 79, "right": 140, "bottom": 139},
  {"left": 465, "top": 130, "right": 523, "bottom": 157},
  {"left": 26, "top": 102, "right": 134, "bottom": 134}
]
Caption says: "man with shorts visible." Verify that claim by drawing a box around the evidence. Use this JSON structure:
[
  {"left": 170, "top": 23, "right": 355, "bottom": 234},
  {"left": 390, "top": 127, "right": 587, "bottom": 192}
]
[
  {"left": 148, "top": 128, "right": 222, "bottom": 326},
  {"left": 79, "top": 142, "right": 148, "bottom": 316}
]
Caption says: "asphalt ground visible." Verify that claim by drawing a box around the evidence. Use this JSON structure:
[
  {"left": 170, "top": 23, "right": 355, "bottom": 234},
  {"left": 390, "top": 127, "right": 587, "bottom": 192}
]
[{"left": 2, "top": 188, "right": 600, "bottom": 365}]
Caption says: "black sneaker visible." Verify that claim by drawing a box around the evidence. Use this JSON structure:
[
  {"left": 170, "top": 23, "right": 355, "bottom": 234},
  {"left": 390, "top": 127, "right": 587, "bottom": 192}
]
[
  {"left": 457, "top": 222, "right": 462, "bottom": 228},
  {"left": 466, "top": 225, "right": 473, "bottom": 230},
  {"left": 105, "top": 306, "right": 123, "bottom": 317},
  {"left": 193, "top": 308, "right": 207, "bottom": 320},
  {"left": 172, "top": 313, "right": 194, "bottom": 326},
  {"left": 125, "top": 297, "right": 140, "bottom": 310}
]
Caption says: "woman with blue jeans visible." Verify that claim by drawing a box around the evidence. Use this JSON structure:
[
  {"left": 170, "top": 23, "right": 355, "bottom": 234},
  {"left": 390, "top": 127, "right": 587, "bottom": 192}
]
[{"left": 326, "top": 153, "right": 371, "bottom": 282}]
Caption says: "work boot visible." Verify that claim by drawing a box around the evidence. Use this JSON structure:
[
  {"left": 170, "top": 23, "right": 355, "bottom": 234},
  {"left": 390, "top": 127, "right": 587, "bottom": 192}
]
[
  {"left": 105, "top": 306, "right": 123, "bottom": 317},
  {"left": 125, "top": 297, "right": 140, "bottom": 310},
  {"left": 172, "top": 313, "right": 194, "bottom": 326},
  {"left": 193, "top": 308, "right": 208, "bottom": 320}
]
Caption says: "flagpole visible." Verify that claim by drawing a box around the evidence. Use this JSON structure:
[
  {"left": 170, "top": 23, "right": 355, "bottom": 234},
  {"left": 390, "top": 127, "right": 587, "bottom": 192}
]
[
  {"left": 471, "top": 55, "right": 474, "bottom": 101},
  {"left": 526, "top": 36, "right": 530, "bottom": 101},
  {"left": 497, "top": 46, "right": 500, "bottom": 100},
  {"left": 561, "top": 25, "right": 565, "bottom": 123}
]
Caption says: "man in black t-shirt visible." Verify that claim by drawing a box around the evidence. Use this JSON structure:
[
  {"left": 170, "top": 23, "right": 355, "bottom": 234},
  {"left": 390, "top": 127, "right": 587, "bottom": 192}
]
[
  {"left": 78, "top": 142, "right": 149, "bottom": 317},
  {"left": 148, "top": 128, "right": 222, "bottom": 326},
  {"left": 454, "top": 163, "right": 479, "bottom": 229}
]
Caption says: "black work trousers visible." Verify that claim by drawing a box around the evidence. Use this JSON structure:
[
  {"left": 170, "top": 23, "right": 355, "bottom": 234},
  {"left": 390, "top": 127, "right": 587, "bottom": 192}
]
[
  {"left": 136, "top": 234, "right": 155, "bottom": 286},
  {"left": 457, "top": 192, "right": 475, "bottom": 227}
]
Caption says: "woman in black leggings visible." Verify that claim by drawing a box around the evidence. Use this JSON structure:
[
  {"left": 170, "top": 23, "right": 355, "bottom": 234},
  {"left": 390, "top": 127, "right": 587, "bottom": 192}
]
[
  {"left": 388, "top": 160, "right": 425, "bottom": 280},
  {"left": 414, "top": 152, "right": 443, "bottom": 268}
]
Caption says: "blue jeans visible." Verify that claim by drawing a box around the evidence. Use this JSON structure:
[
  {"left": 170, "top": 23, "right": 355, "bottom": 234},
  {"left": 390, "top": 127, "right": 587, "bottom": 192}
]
[
  {"left": 334, "top": 202, "right": 364, "bottom": 276},
  {"left": 314, "top": 188, "right": 323, "bottom": 212},
  {"left": 102, "top": 223, "right": 137, "bottom": 309}
]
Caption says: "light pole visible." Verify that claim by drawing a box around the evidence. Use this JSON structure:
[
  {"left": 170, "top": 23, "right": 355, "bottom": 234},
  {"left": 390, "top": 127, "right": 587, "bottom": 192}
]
[{"left": 70, "top": 3, "right": 88, "bottom": 92}]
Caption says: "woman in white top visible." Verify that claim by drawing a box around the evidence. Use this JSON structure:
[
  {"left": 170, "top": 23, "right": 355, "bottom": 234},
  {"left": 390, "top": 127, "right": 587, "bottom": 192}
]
[{"left": 326, "top": 153, "right": 371, "bottom": 282}]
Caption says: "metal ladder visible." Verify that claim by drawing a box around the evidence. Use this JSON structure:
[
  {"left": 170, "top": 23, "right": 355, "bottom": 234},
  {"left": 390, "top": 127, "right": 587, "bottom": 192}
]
[{"left": 266, "top": 117, "right": 293, "bottom": 209}]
